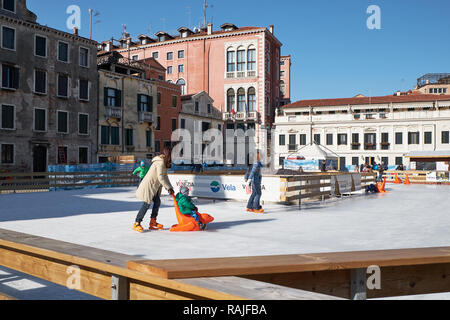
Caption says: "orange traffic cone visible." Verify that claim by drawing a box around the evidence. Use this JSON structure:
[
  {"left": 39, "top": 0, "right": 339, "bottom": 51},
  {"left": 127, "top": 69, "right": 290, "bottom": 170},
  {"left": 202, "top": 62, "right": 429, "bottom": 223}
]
[
  {"left": 404, "top": 174, "right": 411, "bottom": 185},
  {"left": 394, "top": 173, "right": 402, "bottom": 184},
  {"left": 381, "top": 178, "right": 387, "bottom": 192}
]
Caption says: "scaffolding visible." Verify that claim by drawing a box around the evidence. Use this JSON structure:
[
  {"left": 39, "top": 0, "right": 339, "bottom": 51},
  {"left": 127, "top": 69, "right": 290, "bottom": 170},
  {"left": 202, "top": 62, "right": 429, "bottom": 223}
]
[{"left": 417, "top": 73, "right": 450, "bottom": 88}]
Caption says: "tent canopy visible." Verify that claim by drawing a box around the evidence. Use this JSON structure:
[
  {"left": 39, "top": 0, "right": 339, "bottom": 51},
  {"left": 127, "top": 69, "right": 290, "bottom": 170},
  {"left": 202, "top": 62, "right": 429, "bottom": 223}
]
[{"left": 290, "top": 143, "right": 339, "bottom": 161}]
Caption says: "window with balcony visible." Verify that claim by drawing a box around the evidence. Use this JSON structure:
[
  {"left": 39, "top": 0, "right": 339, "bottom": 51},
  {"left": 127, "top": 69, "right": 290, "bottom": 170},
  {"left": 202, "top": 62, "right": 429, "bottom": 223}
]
[
  {"left": 138, "top": 94, "right": 153, "bottom": 112},
  {"left": 227, "top": 89, "right": 235, "bottom": 113},
  {"left": 237, "top": 88, "right": 245, "bottom": 112},
  {"left": 1, "top": 64, "right": 19, "bottom": 90},
  {"left": 247, "top": 48, "right": 256, "bottom": 71},
  {"left": 227, "top": 50, "right": 235, "bottom": 72},
  {"left": 364, "top": 133, "right": 376, "bottom": 150},
  {"left": 104, "top": 88, "right": 121, "bottom": 107},
  {"left": 247, "top": 87, "right": 256, "bottom": 112}
]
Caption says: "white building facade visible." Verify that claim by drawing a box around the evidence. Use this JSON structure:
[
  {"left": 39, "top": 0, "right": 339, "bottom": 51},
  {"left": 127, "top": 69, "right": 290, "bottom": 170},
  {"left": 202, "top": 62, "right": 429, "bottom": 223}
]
[{"left": 274, "top": 94, "right": 450, "bottom": 170}]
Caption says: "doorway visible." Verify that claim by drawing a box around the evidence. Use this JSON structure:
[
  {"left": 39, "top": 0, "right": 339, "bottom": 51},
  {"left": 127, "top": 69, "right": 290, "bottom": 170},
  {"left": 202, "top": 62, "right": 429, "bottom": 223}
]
[{"left": 33, "top": 145, "right": 47, "bottom": 173}]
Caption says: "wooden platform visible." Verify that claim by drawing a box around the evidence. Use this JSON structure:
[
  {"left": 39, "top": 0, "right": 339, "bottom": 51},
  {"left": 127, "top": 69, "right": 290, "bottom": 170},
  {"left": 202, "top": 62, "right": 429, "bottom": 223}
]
[{"left": 127, "top": 248, "right": 450, "bottom": 279}]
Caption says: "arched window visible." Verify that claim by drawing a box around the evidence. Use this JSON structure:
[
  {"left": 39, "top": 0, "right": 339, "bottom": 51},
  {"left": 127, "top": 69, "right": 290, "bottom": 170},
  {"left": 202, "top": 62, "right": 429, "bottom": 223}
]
[
  {"left": 237, "top": 47, "right": 245, "bottom": 72},
  {"left": 247, "top": 87, "right": 256, "bottom": 112},
  {"left": 280, "top": 80, "right": 286, "bottom": 96},
  {"left": 227, "top": 48, "right": 235, "bottom": 72},
  {"left": 177, "top": 79, "right": 186, "bottom": 95},
  {"left": 247, "top": 46, "right": 256, "bottom": 71},
  {"left": 237, "top": 88, "right": 245, "bottom": 112},
  {"left": 227, "top": 89, "right": 235, "bottom": 113}
]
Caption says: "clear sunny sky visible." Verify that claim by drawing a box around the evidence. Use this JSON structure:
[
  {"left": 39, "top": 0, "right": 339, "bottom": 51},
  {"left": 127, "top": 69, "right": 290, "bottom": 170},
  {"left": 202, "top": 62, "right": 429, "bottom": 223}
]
[{"left": 27, "top": 0, "right": 450, "bottom": 102}]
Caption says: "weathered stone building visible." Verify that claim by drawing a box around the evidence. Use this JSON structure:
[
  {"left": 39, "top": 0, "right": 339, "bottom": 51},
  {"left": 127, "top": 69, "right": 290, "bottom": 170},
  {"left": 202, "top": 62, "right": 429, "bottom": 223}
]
[{"left": 0, "top": 0, "right": 98, "bottom": 172}]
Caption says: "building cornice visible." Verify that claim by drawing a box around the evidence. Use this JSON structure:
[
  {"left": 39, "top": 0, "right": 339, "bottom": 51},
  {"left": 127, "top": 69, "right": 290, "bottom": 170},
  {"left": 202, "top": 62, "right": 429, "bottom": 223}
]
[{"left": 0, "top": 14, "right": 98, "bottom": 46}]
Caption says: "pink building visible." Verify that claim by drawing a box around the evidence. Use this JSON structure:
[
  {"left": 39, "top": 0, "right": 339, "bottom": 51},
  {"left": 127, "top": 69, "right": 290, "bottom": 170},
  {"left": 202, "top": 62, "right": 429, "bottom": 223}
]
[
  {"left": 108, "top": 23, "right": 291, "bottom": 151},
  {"left": 280, "top": 55, "right": 292, "bottom": 106}
]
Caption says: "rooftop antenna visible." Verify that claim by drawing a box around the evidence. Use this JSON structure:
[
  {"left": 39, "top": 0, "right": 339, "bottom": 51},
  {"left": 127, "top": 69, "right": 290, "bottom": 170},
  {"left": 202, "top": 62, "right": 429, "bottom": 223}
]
[
  {"left": 203, "top": 0, "right": 208, "bottom": 28},
  {"left": 88, "top": 9, "right": 101, "bottom": 40},
  {"left": 160, "top": 17, "right": 166, "bottom": 31},
  {"left": 186, "top": 6, "right": 192, "bottom": 29}
]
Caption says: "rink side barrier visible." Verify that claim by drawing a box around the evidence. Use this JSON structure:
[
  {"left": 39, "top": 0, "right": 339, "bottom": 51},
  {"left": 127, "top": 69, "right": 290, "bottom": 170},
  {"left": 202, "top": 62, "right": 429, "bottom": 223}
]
[
  {"left": 0, "top": 228, "right": 341, "bottom": 301},
  {"left": 0, "top": 171, "right": 139, "bottom": 193},
  {"left": 383, "top": 170, "right": 450, "bottom": 185}
]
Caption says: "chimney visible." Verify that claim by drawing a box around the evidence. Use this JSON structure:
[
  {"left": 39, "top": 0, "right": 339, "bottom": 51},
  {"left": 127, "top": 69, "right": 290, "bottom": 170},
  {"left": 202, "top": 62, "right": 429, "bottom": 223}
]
[
  {"left": 269, "top": 25, "right": 274, "bottom": 34},
  {"left": 207, "top": 23, "right": 213, "bottom": 35},
  {"left": 73, "top": 27, "right": 79, "bottom": 36}
]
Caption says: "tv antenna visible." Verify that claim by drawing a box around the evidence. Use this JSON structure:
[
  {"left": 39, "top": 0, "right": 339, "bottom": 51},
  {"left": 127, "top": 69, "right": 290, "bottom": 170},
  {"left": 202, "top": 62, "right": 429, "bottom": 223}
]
[
  {"left": 88, "top": 9, "right": 101, "bottom": 40},
  {"left": 203, "top": 0, "right": 208, "bottom": 28},
  {"left": 186, "top": 6, "right": 192, "bottom": 29}
]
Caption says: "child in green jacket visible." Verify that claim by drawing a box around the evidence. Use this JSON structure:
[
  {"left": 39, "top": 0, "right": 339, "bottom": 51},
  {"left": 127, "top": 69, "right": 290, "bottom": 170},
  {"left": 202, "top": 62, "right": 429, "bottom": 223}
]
[
  {"left": 133, "top": 161, "right": 149, "bottom": 184},
  {"left": 176, "top": 186, "right": 205, "bottom": 230}
]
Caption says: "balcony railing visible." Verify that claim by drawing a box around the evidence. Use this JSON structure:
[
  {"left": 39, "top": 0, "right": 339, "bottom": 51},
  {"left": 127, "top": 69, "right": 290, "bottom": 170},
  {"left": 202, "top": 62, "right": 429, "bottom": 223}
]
[
  {"left": 223, "top": 111, "right": 260, "bottom": 122},
  {"left": 105, "top": 107, "right": 122, "bottom": 119},
  {"left": 138, "top": 112, "right": 153, "bottom": 123},
  {"left": 225, "top": 71, "right": 258, "bottom": 79}
]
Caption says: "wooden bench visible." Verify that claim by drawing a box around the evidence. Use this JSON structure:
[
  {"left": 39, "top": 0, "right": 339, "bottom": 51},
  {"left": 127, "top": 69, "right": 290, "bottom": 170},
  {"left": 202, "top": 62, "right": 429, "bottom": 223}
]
[
  {"left": 127, "top": 247, "right": 450, "bottom": 300},
  {"left": 0, "top": 228, "right": 339, "bottom": 300}
]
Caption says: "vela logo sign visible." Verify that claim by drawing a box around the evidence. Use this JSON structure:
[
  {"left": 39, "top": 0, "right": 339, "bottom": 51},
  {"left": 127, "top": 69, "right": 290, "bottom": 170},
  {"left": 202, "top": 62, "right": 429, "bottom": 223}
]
[{"left": 210, "top": 181, "right": 221, "bottom": 193}]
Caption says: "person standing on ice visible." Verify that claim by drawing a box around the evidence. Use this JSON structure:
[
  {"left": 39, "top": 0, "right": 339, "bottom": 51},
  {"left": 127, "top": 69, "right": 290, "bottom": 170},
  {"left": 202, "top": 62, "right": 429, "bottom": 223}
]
[
  {"left": 132, "top": 161, "right": 149, "bottom": 185},
  {"left": 133, "top": 148, "right": 175, "bottom": 233},
  {"left": 245, "top": 151, "right": 264, "bottom": 214}
]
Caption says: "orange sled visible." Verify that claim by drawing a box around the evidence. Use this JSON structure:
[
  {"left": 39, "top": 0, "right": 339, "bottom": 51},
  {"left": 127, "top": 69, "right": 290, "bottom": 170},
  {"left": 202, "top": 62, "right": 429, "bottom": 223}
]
[{"left": 170, "top": 195, "right": 214, "bottom": 232}]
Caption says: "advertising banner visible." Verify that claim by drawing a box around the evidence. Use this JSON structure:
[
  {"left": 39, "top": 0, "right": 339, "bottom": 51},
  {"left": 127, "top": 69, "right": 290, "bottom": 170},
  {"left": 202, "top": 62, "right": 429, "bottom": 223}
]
[{"left": 166, "top": 174, "right": 281, "bottom": 202}]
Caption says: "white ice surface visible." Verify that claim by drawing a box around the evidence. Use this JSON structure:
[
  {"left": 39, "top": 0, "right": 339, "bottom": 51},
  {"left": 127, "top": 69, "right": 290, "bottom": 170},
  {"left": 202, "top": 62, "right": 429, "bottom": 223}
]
[{"left": 1, "top": 183, "right": 449, "bottom": 299}]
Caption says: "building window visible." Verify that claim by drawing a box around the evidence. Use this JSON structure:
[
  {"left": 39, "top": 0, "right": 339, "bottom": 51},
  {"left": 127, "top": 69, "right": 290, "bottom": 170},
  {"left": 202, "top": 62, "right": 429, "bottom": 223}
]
[
  {"left": 424, "top": 132, "right": 432, "bottom": 145},
  {"left": 1, "top": 144, "right": 14, "bottom": 164},
  {"left": 395, "top": 157, "right": 403, "bottom": 166},
  {"left": 364, "top": 133, "right": 376, "bottom": 150},
  {"left": 79, "top": 47, "right": 89, "bottom": 67},
  {"left": 57, "top": 111, "right": 69, "bottom": 134},
  {"left": 237, "top": 49, "right": 245, "bottom": 71},
  {"left": 79, "top": 147, "right": 88, "bottom": 164},
  {"left": 395, "top": 132, "right": 403, "bottom": 145},
  {"left": 156, "top": 116, "right": 161, "bottom": 130},
  {"left": 58, "top": 41, "right": 69, "bottom": 62},
  {"left": 247, "top": 87, "right": 256, "bottom": 112},
  {"left": 155, "top": 140, "right": 161, "bottom": 153},
  {"left": 146, "top": 131, "right": 152, "bottom": 148},
  {"left": 227, "top": 89, "right": 235, "bottom": 113},
  {"left": 167, "top": 66, "right": 173, "bottom": 74},
  {"left": 227, "top": 50, "right": 235, "bottom": 72},
  {"left": 111, "top": 127, "right": 120, "bottom": 145},
  {"left": 35, "top": 35, "right": 47, "bottom": 57},
  {"left": 157, "top": 92, "right": 161, "bottom": 105},
  {"left": 34, "top": 108, "right": 46, "bottom": 132},
  {"left": 408, "top": 132, "right": 420, "bottom": 145},
  {"left": 381, "top": 157, "right": 389, "bottom": 167},
  {"left": 104, "top": 88, "right": 121, "bottom": 107},
  {"left": 2, "top": 26, "right": 15, "bottom": 50},
  {"left": 194, "top": 101, "right": 199, "bottom": 113},
  {"left": 279, "top": 135, "right": 285, "bottom": 146},
  {"left": 138, "top": 94, "right": 153, "bottom": 112},
  {"left": 100, "top": 126, "right": 110, "bottom": 145},
  {"left": 125, "top": 129, "right": 133, "bottom": 146},
  {"left": 152, "top": 52, "right": 159, "bottom": 59},
  {"left": 34, "top": 69, "right": 47, "bottom": 94},
  {"left": 178, "top": 64, "right": 184, "bottom": 73},
  {"left": 300, "top": 134, "right": 307, "bottom": 146},
  {"left": 57, "top": 74, "right": 69, "bottom": 97},
  {"left": 442, "top": 131, "right": 450, "bottom": 144},
  {"left": 289, "top": 135, "right": 297, "bottom": 151},
  {"left": 78, "top": 114, "right": 88, "bottom": 135},
  {"left": 337, "top": 134, "right": 347, "bottom": 145},
  {"left": 1, "top": 104, "right": 14, "bottom": 129},
  {"left": 314, "top": 134, "right": 321, "bottom": 145},
  {"left": 381, "top": 132, "right": 390, "bottom": 150},
  {"left": 326, "top": 134, "right": 333, "bottom": 146},
  {"left": 2, "top": 0, "right": 15, "bottom": 12},
  {"left": 279, "top": 157, "right": 285, "bottom": 167},
  {"left": 171, "top": 95, "right": 178, "bottom": 108},
  {"left": 79, "top": 79, "right": 89, "bottom": 101},
  {"left": 180, "top": 119, "right": 186, "bottom": 129},
  {"left": 176, "top": 79, "right": 186, "bottom": 95},
  {"left": 1, "top": 64, "right": 19, "bottom": 89},
  {"left": 352, "top": 157, "right": 359, "bottom": 167},
  {"left": 167, "top": 52, "right": 173, "bottom": 60},
  {"left": 172, "top": 119, "right": 177, "bottom": 132},
  {"left": 237, "top": 88, "right": 245, "bottom": 112},
  {"left": 207, "top": 104, "right": 211, "bottom": 114},
  {"left": 247, "top": 48, "right": 256, "bottom": 71},
  {"left": 280, "top": 81, "right": 286, "bottom": 96},
  {"left": 178, "top": 50, "right": 185, "bottom": 59},
  {"left": 132, "top": 55, "right": 139, "bottom": 61}
]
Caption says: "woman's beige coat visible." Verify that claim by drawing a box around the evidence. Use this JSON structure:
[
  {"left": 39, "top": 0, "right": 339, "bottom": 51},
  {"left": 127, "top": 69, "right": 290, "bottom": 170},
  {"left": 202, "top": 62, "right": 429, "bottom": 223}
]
[{"left": 136, "top": 155, "right": 173, "bottom": 204}]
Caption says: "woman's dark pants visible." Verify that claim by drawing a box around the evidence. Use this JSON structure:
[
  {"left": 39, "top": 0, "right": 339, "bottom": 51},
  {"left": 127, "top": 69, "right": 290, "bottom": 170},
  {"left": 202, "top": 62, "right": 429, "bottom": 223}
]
[{"left": 135, "top": 194, "right": 161, "bottom": 223}]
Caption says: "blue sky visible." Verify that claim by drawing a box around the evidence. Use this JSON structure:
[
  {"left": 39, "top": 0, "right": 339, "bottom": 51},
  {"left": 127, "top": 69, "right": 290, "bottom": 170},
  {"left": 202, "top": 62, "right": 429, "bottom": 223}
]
[{"left": 28, "top": 0, "right": 450, "bottom": 102}]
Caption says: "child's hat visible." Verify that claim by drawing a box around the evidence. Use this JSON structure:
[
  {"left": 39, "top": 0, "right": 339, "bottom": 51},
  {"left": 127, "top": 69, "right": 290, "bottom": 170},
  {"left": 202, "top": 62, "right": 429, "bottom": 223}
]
[{"left": 180, "top": 186, "right": 190, "bottom": 195}]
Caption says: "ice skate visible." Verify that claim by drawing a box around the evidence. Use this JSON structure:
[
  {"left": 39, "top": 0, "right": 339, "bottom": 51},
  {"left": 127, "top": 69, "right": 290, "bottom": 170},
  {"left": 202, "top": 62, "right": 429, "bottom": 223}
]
[
  {"left": 150, "top": 218, "right": 164, "bottom": 230},
  {"left": 133, "top": 222, "right": 144, "bottom": 233},
  {"left": 253, "top": 208, "right": 265, "bottom": 214}
]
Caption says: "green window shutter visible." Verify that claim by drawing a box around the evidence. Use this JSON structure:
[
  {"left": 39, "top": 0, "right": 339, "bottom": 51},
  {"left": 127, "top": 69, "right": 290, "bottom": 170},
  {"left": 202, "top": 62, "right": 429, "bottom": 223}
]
[
  {"left": 115, "top": 89, "right": 122, "bottom": 107},
  {"left": 104, "top": 87, "right": 108, "bottom": 106}
]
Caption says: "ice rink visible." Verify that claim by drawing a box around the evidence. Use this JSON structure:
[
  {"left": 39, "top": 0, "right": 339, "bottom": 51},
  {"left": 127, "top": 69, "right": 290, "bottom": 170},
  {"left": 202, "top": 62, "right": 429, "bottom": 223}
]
[{"left": 1, "top": 183, "right": 449, "bottom": 299}]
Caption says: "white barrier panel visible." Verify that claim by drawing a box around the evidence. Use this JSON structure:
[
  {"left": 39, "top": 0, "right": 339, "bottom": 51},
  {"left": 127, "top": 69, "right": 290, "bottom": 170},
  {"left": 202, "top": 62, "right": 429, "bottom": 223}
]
[{"left": 165, "top": 174, "right": 281, "bottom": 202}]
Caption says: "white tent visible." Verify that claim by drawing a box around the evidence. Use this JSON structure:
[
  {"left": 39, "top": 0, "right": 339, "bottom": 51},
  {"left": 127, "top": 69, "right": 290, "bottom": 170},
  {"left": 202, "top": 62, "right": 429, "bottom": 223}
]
[{"left": 289, "top": 143, "right": 339, "bottom": 161}]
